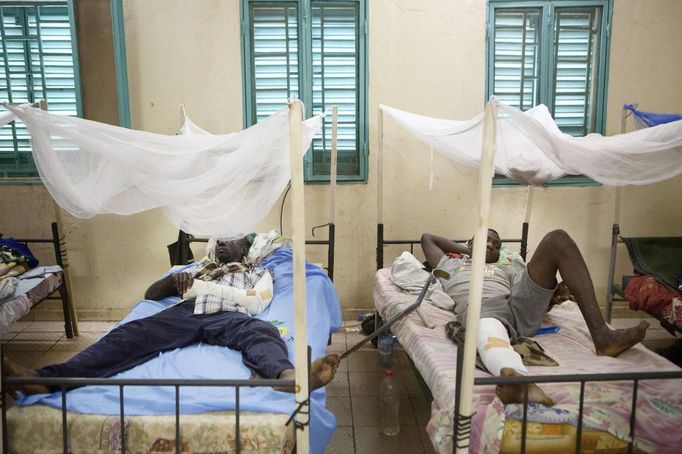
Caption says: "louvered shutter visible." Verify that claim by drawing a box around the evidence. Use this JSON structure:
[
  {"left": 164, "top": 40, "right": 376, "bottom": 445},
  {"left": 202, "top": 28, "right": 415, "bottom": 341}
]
[
  {"left": 0, "top": 3, "right": 78, "bottom": 178},
  {"left": 491, "top": 8, "right": 541, "bottom": 110},
  {"left": 249, "top": 3, "right": 299, "bottom": 124},
  {"left": 310, "top": 2, "right": 359, "bottom": 177},
  {"left": 552, "top": 7, "right": 601, "bottom": 136}
]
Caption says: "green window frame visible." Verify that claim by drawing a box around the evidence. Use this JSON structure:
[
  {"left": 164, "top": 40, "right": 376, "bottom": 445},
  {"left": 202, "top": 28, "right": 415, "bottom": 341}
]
[
  {"left": 0, "top": 0, "right": 81, "bottom": 183},
  {"left": 241, "top": 0, "right": 368, "bottom": 183},
  {"left": 486, "top": 0, "right": 612, "bottom": 186}
]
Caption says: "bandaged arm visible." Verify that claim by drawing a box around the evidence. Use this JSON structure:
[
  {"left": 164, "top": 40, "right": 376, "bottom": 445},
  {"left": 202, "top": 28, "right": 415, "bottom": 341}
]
[{"left": 183, "top": 272, "right": 274, "bottom": 315}]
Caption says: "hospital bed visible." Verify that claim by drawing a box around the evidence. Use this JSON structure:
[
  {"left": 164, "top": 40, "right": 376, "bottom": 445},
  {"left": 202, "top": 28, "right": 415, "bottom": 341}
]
[
  {"left": 0, "top": 222, "right": 73, "bottom": 338},
  {"left": 374, "top": 235, "right": 682, "bottom": 454},
  {"left": 2, "top": 247, "right": 342, "bottom": 454},
  {"left": 606, "top": 226, "right": 682, "bottom": 333}
]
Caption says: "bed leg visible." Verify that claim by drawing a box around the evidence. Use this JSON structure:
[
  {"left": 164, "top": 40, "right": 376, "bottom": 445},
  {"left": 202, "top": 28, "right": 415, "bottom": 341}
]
[{"left": 58, "top": 282, "right": 74, "bottom": 339}]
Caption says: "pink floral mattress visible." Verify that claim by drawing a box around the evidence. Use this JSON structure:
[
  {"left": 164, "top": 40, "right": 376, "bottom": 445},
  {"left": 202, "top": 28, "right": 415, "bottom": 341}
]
[{"left": 374, "top": 268, "right": 682, "bottom": 454}]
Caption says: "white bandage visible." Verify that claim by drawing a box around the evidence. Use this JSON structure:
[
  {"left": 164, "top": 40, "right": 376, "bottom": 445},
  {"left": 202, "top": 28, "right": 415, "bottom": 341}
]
[
  {"left": 183, "top": 272, "right": 274, "bottom": 315},
  {"left": 477, "top": 317, "right": 527, "bottom": 376}
]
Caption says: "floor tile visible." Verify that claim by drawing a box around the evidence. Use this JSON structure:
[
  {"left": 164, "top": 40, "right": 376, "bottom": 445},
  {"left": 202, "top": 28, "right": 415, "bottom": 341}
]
[
  {"left": 354, "top": 425, "right": 425, "bottom": 454},
  {"left": 32, "top": 350, "right": 77, "bottom": 368},
  {"left": 327, "top": 396, "right": 353, "bottom": 427},
  {"left": 351, "top": 394, "right": 417, "bottom": 428},
  {"left": 8, "top": 322, "right": 31, "bottom": 333},
  {"left": 22, "top": 321, "right": 69, "bottom": 333},
  {"left": 4, "top": 350, "right": 44, "bottom": 368},
  {"left": 326, "top": 426, "right": 355, "bottom": 454},
  {"left": 349, "top": 371, "right": 408, "bottom": 397},
  {"left": 1, "top": 332, "right": 17, "bottom": 341},
  {"left": 327, "top": 342, "right": 347, "bottom": 353},
  {"left": 348, "top": 350, "right": 384, "bottom": 372},
  {"left": 410, "top": 396, "right": 432, "bottom": 426},
  {"left": 13, "top": 331, "right": 64, "bottom": 342},
  {"left": 327, "top": 371, "right": 350, "bottom": 397},
  {"left": 48, "top": 332, "right": 100, "bottom": 352},
  {"left": 77, "top": 321, "right": 116, "bottom": 332},
  {"left": 346, "top": 333, "right": 375, "bottom": 351},
  {"left": 4, "top": 340, "right": 56, "bottom": 352},
  {"left": 335, "top": 356, "right": 349, "bottom": 374},
  {"left": 401, "top": 366, "right": 425, "bottom": 398}
]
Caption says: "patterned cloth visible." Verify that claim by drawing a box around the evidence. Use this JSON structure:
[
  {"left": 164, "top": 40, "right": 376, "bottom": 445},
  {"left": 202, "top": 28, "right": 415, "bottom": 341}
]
[{"left": 190, "top": 259, "right": 270, "bottom": 315}]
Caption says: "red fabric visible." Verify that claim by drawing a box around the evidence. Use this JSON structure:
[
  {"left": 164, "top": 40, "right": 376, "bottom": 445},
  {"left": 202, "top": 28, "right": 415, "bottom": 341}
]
[
  {"left": 447, "top": 252, "right": 465, "bottom": 259},
  {"left": 624, "top": 275, "right": 681, "bottom": 315}
]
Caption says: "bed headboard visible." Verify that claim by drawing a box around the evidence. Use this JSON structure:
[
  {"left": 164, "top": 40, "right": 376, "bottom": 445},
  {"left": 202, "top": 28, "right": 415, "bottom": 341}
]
[
  {"left": 176, "top": 225, "right": 336, "bottom": 282},
  {"left": 376, "top": 222, "right": 529, "bottom": 270}
]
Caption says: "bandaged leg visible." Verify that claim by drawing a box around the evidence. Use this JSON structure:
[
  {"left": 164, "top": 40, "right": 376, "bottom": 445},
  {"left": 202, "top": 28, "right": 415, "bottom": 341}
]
[{"left": 477, "top": 317, "right": 527, "bottom": 376}]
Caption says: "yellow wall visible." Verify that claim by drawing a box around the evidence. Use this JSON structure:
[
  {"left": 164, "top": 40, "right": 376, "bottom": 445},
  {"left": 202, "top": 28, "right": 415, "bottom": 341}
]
[{"left": 1, "top": 0, "right": 680, "bottom": 321}]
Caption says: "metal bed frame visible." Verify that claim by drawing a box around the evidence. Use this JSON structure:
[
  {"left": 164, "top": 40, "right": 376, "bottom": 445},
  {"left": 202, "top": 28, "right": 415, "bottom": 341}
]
[
  {"left": 375, "top": 222, "right": 529, "bottom": 270},
  {"left": 1, "top": 226, "right": 337, "bottom": 453},
  {"left": 451, "top": 339, "right": 682, "bottom": 454},
  {"left": 374, "top": 223, "right": 682, "bottom": 453},
  {"left": 605, "top": 222, "right": 681, "bottom": 335},
  {"left": 180, "top": 224, "right": 336, "bottom": 281},
  {"left": 1, "top": 349, "right": 312, "bottom": 454},
  {"left": 6, "top": 222, "right": 73, "bottom": 339}
]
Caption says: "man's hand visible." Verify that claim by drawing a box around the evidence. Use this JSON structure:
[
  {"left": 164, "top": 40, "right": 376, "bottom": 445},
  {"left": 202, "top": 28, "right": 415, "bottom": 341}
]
[
  {"left": 172, "top": 272, "right": 194, "bottom": 296},
  {"left": 551, "top": 281, "right": 575, "bottom": 308}
]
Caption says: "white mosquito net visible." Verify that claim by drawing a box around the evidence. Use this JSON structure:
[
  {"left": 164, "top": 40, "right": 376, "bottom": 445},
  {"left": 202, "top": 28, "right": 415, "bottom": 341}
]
[
  {"left": 381, "top": 99, "right": 682, "bottom": 186},
  {"left": 1, "top": 103, "right": 322, "bottom": 237}
]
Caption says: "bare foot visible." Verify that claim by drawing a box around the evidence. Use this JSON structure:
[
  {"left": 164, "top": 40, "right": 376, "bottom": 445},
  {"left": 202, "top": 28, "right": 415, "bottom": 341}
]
[
  {"left": 275, "top": 353, "right": 340, "bottom": 393},
  {"left": 2, "top": 357, "right": 49, "bottom": 395},
  {"left": 495, "top": 368, "right": 554, "bottom": 407},
  {"left": 594, "top": 321, "right": 648, "bottom": 357}
]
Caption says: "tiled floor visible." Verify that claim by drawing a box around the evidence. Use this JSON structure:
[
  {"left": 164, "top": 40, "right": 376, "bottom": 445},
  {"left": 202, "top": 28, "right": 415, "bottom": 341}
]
[
  {"left": 324, "top": 324, "right": 436, "bottom": 454},
  {"left": 2, "top": 317, "right": 677, "bottom": 453}
]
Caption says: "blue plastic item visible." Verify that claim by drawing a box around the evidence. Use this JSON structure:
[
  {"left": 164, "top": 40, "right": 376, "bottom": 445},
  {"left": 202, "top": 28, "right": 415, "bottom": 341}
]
[
  {"left": 535, "top": 325, "right": 560, "bottom": 335},
  {"left": 624, "top": 104, "right": 682, "bottom": 128}
]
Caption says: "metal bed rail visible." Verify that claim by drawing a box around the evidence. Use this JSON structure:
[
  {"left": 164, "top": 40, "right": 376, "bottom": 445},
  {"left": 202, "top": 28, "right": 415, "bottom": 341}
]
[
  {"left": 182, "top": 224, "right": 336, "bottom": 282},
  {"left": 1, "top": 347, "right": 314, "bottom": 454},
  {"left": 376, "top": 222, "right": 529, "bottom": 270},
  {"left": 2, "top": 377, "right": 295, "bottom": 454},
  {"left": 452, "top": 343, "right": 682, "bottom": 454},
  {"left": 8, "top": 222, "right": 73, "bottom": 339}
]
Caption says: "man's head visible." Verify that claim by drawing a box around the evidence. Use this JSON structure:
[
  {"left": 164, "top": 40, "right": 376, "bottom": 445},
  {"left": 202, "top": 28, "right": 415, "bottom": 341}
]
[
  {"left": 467, "top": 229, "right": 502, "bottom": 263},
  {"left": 214, "top": 237, "right": 251, "bottom": 264}
]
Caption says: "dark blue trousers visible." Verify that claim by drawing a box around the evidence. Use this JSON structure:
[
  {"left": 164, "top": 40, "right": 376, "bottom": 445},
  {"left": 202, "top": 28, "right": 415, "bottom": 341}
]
[{"left": 39, "top": 300, "right": 293, "bottom": 380}]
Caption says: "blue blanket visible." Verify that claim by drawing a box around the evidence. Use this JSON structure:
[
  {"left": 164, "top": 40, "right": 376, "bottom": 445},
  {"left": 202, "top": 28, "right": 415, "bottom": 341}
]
[{"left": 18, "top": 248, "right": 342, "bottom": 453}]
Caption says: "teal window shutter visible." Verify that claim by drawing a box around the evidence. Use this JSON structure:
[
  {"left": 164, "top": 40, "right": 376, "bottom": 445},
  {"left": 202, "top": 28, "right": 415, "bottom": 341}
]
[
  {"left": 487, "top": 0, "right": 611, "bottom": 186},
  {"left": 491, "top": 8, "right": 541, "bottom": 110},
  {"left": 243, "top": 0, "right": 367, "bottom": 183},
  {"left": 0, "top": 2, "right": 80, "bottom": 181},
  {"left": 309, "top": 2, "right": 360, "bottom": 179},
  {"left": 551, "top": 7, "right": 603, "bottom": 136},
  {"left": 247, "top": 2, "right": 299, "bottom": 124}
]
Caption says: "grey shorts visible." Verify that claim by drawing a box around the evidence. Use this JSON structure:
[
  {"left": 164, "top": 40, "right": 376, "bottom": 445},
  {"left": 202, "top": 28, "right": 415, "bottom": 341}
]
[{"left": 456, "top": 269, "right": 556, "bottom": 340}]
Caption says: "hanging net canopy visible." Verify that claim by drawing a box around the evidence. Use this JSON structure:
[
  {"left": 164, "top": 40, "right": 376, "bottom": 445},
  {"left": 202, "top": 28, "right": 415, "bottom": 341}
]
[
  {"left": 380, "top": 98, "right": 682, "bottom": 186},
  {"left": 1, "top": 102, "right": 322, "bottom": 237},
  {"left": 624, "top": 104, "right": 682, "bottom": 129}
]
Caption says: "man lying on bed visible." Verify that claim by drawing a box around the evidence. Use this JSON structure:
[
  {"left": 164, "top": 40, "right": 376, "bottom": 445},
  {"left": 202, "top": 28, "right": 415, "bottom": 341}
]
[
  {"left": 421, "top": 229, "right": 648, "bottom": 407},
  {"left": 4, "top": 236, "right": 340, "bottom": 396}
]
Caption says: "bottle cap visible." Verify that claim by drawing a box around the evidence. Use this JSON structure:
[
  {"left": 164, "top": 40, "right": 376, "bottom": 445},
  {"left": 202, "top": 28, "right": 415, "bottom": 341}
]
[{"left": 385, "top": 369, "right": 393, "bottom": 376}]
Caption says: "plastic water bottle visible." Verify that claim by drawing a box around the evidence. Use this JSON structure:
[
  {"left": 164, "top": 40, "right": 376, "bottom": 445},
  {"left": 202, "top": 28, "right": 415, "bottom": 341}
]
[
  {"left": 377, "top": 334, "right": 394, "bottom": 369},
  {"left": 379, "top": 369, "right": 400, "bottom": 436}
]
